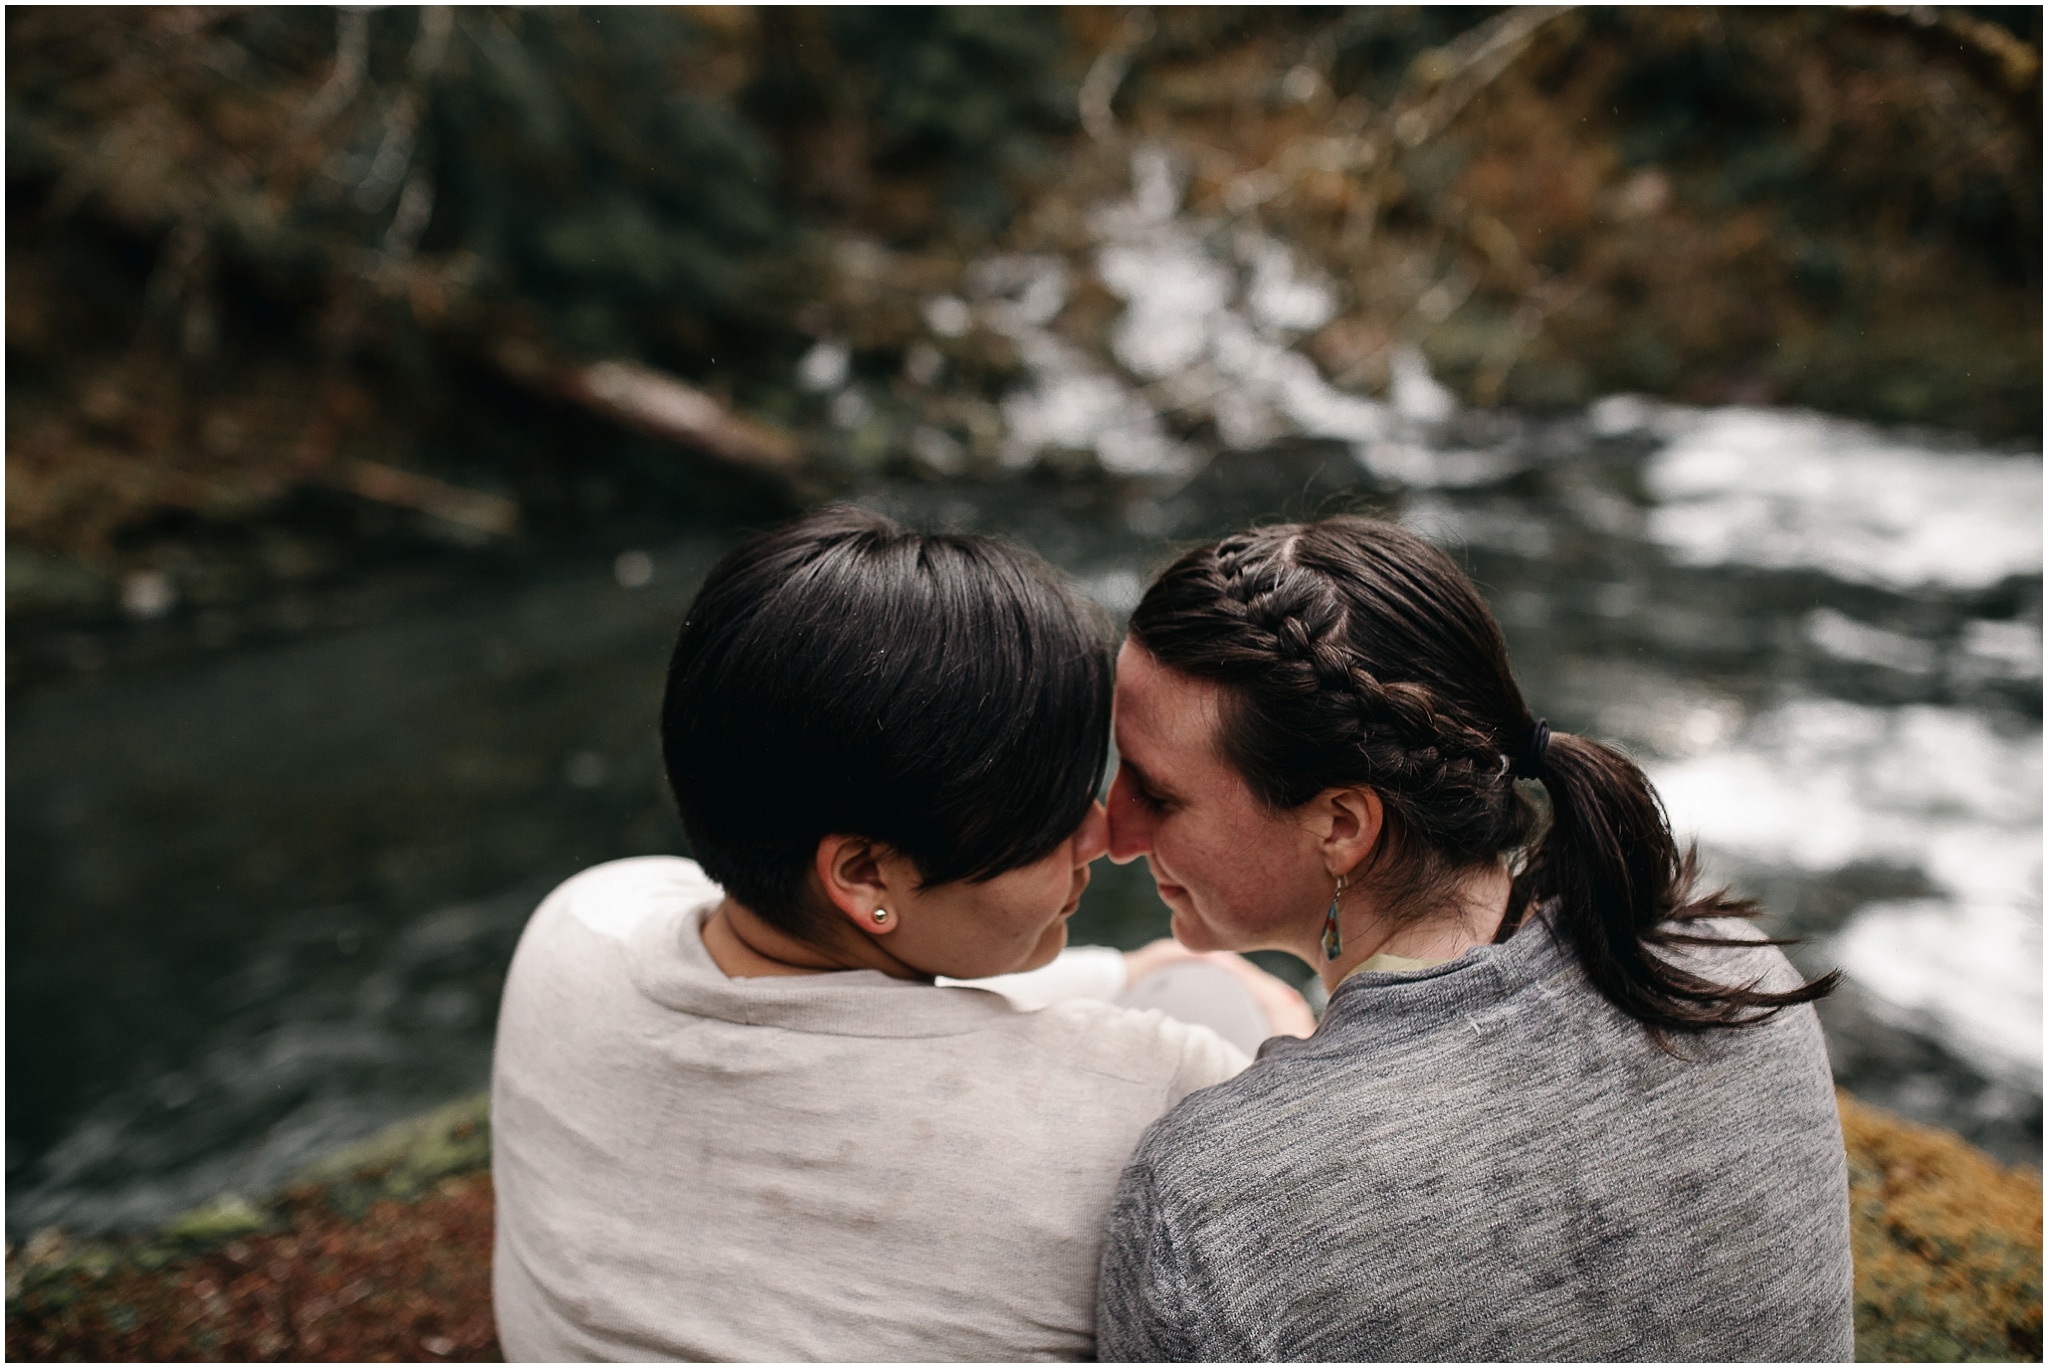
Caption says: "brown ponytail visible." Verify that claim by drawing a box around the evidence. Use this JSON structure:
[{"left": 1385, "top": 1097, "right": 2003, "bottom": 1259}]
[{"left": 1129, "top": 516, "right": 1837, "bottom": 1034}]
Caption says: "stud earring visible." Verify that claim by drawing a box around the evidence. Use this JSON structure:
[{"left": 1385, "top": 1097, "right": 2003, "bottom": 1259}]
[
  {"left": 871, "top": 907, "right": 890, "bottom": 924},
  {"left": 1321, "top": 875, "right": 1346, "bottom": 962}
]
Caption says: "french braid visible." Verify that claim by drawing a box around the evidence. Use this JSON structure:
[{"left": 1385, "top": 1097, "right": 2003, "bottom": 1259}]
[
  {"left": 1148, "top": 528, "right": 1527, "bottom": 871},
  {"left": 1130, "top": 517, "right": 1837, "bottom": 1035}
]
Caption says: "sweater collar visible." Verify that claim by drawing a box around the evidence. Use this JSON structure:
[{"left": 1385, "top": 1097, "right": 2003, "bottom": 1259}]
[
  {"left": 1314, "top": 910, "right": 1571, "bottom": 1038},
  {"left": 625, "top": 897, "right": 1023, "bottom": 1038}
]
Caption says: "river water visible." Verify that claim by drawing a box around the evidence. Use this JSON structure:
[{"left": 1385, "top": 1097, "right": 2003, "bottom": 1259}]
[{"left": 9, "top": 151, "right": 2041, "bottom": 1235}]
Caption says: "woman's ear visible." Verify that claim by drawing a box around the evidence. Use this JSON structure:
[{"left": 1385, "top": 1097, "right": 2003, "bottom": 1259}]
[
  {"left": 1318, "top": 786, "right": 1384, "bottom": 880},
  {"left": 814, "top": 834, "right": 899, "bottom": 936}
]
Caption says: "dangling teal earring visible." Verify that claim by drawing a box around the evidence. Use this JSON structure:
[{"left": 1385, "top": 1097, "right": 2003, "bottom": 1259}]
[{"left": 1322, "top": 874, "right": 1346, "bottom": 962}]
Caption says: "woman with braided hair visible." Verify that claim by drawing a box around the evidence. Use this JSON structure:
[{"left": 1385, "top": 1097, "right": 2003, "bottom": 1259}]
[{"left": 1094, "top": 516, "right": 1853, "bottom": 1361}]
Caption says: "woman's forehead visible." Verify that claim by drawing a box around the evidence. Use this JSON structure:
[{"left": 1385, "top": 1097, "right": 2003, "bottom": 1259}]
[{"left": 1113, "top": 642, "right": 1229, "bottom": 774}]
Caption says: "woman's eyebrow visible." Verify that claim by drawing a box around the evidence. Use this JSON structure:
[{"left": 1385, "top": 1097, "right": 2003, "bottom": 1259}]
[{"left": 1120, "top": 757, "right": 1178, "bottom": 801}]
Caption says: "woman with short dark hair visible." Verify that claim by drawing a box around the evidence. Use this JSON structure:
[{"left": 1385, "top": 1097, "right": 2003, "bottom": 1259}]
[
  {"left": 490, "top": 507, "right": 1300, "bottom": 1360},
  {"left": 1095, "top": 516, "right": 1853, "bottom": 1361}
]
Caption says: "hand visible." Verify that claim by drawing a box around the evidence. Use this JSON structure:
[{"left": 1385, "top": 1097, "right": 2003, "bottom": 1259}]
[
  {"left": 1120, "top": 936, "right": 1209, "bottom": 986},
  {"left": 1121, "top": 938, "right": 1318, "bottom": 1039}
]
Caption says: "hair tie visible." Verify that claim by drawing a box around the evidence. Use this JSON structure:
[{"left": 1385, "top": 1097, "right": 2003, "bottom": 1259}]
[{"left": 1509, "top": 718, "right": 1551, "bottom": 779}]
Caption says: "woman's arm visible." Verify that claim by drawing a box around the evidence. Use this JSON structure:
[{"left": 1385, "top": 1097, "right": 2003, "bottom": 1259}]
[
  {"left": 1121, "top": 938, "right": 1318, "bottom": 1038},
  {"left": 1096, "top": 1161, "right": 1204, "bottom": 1362},
  {"left": 945, "top": 940, "right": 1316, "bottom": 1041},
  {"left": 937, "top": 945, "right": 1129, "bottom": 1008}
]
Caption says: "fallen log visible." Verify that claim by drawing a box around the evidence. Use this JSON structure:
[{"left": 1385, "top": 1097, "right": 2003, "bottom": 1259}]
[
  {"left": 491, "top": 342, "right": 806, "bottom": 481},
  {"left": 329, "top": 458, "right": 519, "bottom": 538}
]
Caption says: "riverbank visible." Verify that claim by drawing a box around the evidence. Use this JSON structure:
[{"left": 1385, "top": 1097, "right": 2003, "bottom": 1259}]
[
  {"left": 6, "top": 1097, "right": 498, "bottom": 1361},
  {"left": 6, "top": 1092, "right": 2038, "bottom": 1361}
]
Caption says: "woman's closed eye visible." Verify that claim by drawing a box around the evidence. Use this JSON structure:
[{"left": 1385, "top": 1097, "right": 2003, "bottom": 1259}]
[{"left": 1126, "top": 774, "right": 1171, "bottom": 812}]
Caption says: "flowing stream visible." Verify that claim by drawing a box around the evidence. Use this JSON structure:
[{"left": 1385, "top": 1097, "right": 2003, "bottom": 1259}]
[{"left": 9, "top": 150, "right": 2040, "bottom": 1235}]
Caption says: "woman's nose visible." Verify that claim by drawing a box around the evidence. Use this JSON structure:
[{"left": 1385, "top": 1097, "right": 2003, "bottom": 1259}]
[
  {"left": 1072, "top": 800, "right": 1110, "bottom": 866},
  {"left": 1104, "top": 768, "right": 1151, "bottom": 864}
]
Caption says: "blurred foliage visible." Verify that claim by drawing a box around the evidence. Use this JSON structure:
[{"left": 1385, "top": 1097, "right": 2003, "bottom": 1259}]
[
  {"left": 4, "top": 6, "right": 2040, "bottom": 573},
  {"left": 755, "top": 8, "right": 1075, "bottom": 230},
  {"left": 5, "top": 5, "right": 1079, "bottom": 561},
  {"left": 1101, "top": 6, "right": 2039, "bottom": 431},
  {"left": 430, "top": 10, "right": 787, "bottom": 357}
]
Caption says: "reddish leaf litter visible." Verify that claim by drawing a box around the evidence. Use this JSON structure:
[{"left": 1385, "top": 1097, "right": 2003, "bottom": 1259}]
[{"left": 7, "top": 1171, "right": 500, "bottom": 1362}]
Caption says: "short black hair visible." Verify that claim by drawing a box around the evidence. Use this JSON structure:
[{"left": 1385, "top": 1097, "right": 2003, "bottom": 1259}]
[{"left": 661, "top": 505, "right": 1112, "bottom": 937}]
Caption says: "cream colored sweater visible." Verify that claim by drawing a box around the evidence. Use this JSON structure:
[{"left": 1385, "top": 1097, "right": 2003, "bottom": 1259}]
[{"left": 490, "top": 856, "right": 1248, "bottom": 1361}]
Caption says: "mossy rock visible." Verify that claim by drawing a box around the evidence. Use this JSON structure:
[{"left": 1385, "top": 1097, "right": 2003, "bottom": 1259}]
[
  {"left": 1842, "top": 1092, "right": 2043, "bottom": 1361},
  {"left": 295, "top": 1094, "right": 493, "bottom": 1207},
  {"left": 161, "top": 1192, "right": 274, "bottom": 1246}
]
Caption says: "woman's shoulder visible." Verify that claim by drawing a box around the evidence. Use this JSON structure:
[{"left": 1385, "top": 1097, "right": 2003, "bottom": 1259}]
[
  {"left": 1105, "top": 1042, "right": 1328, "bottom": 1234},
  {"left": 502, "top": 857, "right": 719, "bottom": 1001},
  {"left": 1496, "top": 913, "right": 1830, "bottom": 1078},
  {"left": 531, "top": 856, "right": 719, "bottom": 940},
  {"left": 1120, "top": 918, "right": 1836, "bottom": 1191},
  {"left": 1650, "top": 915, "right": 1809, "bottom": 992}
]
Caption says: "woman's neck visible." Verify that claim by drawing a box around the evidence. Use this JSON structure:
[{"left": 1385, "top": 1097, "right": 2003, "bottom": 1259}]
[
  {"left": 1317, "top": 862, "right": 1512, "bottom": 993},
  {"left": 700, "top": 898, "right": 932, "bottom": 982}
]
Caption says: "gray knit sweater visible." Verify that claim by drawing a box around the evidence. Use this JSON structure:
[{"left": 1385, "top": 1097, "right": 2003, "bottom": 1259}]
[{"left": 1095, "top": 916, "right": 1854, "bottom": 1361}]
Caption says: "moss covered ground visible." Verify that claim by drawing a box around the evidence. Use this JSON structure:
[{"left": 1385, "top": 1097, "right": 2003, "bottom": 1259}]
[
  {"left": 6, "top": 1097, "right": 498, "bottom": 1361},
  {"left": 6, "top": 1092, "right": 2037, "bottom": 1361},
  {"left": 1842, "top": 1093, "right": 2043, "bottom": 1361}
]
